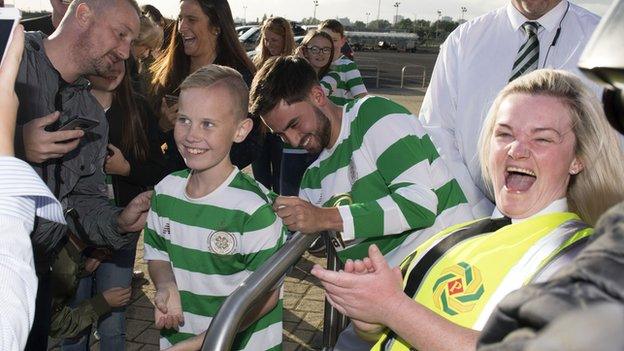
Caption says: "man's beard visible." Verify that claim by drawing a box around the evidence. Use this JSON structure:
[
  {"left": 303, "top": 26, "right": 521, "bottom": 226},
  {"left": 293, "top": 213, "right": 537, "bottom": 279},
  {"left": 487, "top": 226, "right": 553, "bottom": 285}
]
[
  {"left": 301, "top": 106, "right": 332, "bottom": 153},
  {"left": 75, "top": 24, "right": 114, "bottom": 77}
]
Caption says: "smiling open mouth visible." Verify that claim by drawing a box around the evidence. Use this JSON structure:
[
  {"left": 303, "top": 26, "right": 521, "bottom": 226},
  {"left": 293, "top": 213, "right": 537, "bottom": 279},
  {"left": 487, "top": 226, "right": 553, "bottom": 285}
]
[
  {"left": 185, "top": 146, "right": 207, "bottom": 155},
  {"left": 182, "top": 36, "right": 197, "bottom": 47},
  {"left": 505, "top": 166, "right": 536, "bottom": 192}
]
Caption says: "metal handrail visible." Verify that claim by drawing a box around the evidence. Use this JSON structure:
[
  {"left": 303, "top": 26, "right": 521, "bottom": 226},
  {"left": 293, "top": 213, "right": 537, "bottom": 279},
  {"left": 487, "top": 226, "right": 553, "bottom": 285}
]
[
  {"left": 401, "top": 65, "right": 427, "bottom": 88},
  {"left": 200, "top": 231, "right": 319, "bottom": 351},
  {"left": 359, "top": 64, "right": 381, "bottom": 88},
  {"left": 322, "top": 234, "right": 349, "bottom": 350}
]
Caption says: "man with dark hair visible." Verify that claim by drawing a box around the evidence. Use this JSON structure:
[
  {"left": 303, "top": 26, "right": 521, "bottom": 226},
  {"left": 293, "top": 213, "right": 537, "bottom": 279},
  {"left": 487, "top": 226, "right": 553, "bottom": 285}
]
[
  {"left": 15, "top": 0, "right": 148, "bottom": 349},
  {"left": 250, "top": 55, "right": 485, "bottom": 349}
]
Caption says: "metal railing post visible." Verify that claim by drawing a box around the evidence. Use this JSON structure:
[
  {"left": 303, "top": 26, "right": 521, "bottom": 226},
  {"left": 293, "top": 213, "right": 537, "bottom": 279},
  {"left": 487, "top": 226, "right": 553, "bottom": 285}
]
[
  {"left": 400, "top": 65, "right": 427, "bottom": 88},
  {"left": 200, "top": 231, "right": 319, "bottom": 351},
  {"left": 322, "top": 233, "right": 347, "bottom": 350},
  {"left": 401, "top": 66, "right": 406, "bottom": 89}
]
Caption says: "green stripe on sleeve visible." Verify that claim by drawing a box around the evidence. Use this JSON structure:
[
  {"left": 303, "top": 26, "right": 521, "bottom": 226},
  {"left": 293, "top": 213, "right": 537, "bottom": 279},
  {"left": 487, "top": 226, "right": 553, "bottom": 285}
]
[
  {"left": 144, "top": 227, "right": 166, "bottom": 252},
  {"left": 376, "top": 135, "right": 439, "bottom": 182},
  {"left": 350, "top": 201, "right": 385, "bottom": 238},
  {"left": 434, "top": 179, "right": 468, "bottom": 214},
  {"left": 390, "top": 192, "right": 436, "bottom": 229}
]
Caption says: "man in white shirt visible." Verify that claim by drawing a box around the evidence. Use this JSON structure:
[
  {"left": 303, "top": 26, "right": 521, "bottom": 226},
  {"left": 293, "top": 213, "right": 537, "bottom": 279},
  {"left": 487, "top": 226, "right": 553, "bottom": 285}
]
[
  {"left": 420, "top": 0, "right": 600, "bottom": 204},
  {"left": 0, "top": 26, "right": 65, "bottom": 350}
]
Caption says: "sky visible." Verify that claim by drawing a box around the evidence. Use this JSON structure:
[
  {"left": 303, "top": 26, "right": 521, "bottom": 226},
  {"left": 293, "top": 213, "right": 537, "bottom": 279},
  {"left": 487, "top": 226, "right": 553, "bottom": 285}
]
[{"left": 15, "top": 0, "right": 615, "bottom": 23}]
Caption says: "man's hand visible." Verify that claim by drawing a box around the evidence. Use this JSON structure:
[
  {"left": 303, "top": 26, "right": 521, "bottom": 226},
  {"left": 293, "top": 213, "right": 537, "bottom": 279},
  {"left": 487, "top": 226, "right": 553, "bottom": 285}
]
[
  {"left": 84, "top": 257, "right": 101, "bottom": 273},
  {"left": 105, "top": 144, "right": 131, "bottom": 176},
  {"left": 311, "top": 244, "right": 405, "bottom": 326},
  {"left": 22, "top": 111, "right": 85, "bottom": 163},
  {"left": 273, "top": 196, "right": 343, "bottom": 233},
  {"left": 0, "top": 25, "right": 24, "bottom": 156},
  {"left": 102, "top": 287, "right": 132, "bottom": 308},
  {"left": 117, "top": 191, "right": 152, "bottom": 233},
  {"left": 154, "top": 284, "right": 184, "bottom": 330}
]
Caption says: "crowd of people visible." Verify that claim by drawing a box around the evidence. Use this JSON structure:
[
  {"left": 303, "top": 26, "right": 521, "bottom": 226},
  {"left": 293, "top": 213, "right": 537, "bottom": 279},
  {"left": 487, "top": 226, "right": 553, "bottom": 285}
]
[{"left": 0, "top": 0, "right": 623, "bottom": 350}]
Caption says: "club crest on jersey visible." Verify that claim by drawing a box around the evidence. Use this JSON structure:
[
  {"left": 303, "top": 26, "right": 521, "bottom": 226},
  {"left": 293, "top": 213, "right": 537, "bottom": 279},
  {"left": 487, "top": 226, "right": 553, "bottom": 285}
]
[
  {"left": 348, "top": 160, "right": 358, "bottom": 185},
  {"left": 207, "top": 231, "right": 237, "bottom": 255},
  {"left": 432, "top": 262, "right": 484, "bottom": 316}
]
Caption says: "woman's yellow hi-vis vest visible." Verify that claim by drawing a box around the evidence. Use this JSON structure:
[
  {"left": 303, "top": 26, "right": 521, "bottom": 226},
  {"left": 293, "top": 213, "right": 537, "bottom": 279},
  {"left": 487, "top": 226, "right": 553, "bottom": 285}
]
[{"left": 371, "top": 212, "right": 592, "bottom": 351}]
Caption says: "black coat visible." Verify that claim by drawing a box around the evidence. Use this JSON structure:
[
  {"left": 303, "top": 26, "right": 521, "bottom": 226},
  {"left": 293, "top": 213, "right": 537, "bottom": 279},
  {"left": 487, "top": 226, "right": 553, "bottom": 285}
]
[{"left": 107, "top": 96, "right": 174, "bottom": 207}]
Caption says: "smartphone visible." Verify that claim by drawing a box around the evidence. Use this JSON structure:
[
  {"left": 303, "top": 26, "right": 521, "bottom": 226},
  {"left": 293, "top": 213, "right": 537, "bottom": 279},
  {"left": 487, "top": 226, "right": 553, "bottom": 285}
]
[
  {"left": 164, "top": 94, "right": 179, "bottom": 107},
  {"left": 58, "top": 117, "right": 100, "bottom": 132},
  {"left": 0, "top": 7, "right": 20, "bottom": 67}
]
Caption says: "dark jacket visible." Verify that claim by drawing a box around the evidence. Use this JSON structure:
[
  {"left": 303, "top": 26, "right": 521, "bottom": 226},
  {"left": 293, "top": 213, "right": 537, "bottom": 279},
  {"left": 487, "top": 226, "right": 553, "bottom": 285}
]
[
  {"left": 478, "top": 201, "right": 624, "bottom": 350},
  {"left": 21, "top": 15, "right": 55, "bottom": 36},
  {"left": 107, "top": 96, "right": 173, "bottom": 207},
  {"left": 49, "top": 244, "right": 111, "bottom": 339},
  {"left": 15, "top": 32, "right": 135, "bottom": 271}
]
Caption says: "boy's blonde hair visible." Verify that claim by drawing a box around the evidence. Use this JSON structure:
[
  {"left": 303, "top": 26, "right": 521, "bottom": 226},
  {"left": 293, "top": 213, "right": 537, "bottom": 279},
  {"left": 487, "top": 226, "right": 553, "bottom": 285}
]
[{"left": 179, "top": 65, "right": 249, "bottom": 120}]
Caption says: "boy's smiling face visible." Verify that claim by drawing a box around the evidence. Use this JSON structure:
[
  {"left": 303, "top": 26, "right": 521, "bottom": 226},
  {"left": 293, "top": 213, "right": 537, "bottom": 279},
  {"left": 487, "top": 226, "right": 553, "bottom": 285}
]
[
  {"left": 321, "top": 28, "right": 345, "bottom": 62},
  {"left": 174, "top": 83, "right": 251, "bottom": 177}
]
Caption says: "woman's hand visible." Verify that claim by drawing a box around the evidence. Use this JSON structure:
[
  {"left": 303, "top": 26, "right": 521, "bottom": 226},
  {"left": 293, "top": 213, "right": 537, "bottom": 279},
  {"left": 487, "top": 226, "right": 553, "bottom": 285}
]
[
  {"left": 311, "top": 244, "right": 405, "bottom": 326},
  {"left": 159, "top": 98, "right": 178, "bottom": 132},
  {"left": 341, "top": 257, "right": 385, "bottom": 339},
  {"left": 105, "top": 144, "right": 131, "bottom": 176}
]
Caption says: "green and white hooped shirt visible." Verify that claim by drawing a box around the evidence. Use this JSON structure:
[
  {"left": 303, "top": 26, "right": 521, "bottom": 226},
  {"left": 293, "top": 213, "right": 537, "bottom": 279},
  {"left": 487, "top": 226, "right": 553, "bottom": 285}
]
[
  {"left": 299, "top": 96, "right": 474, "bottom": 266},
  {"left": 144, "top": 168, "right": 286, "bottom": 350},
  {"left": 321, "top": 55, "right": 368, "bottom": 106}
]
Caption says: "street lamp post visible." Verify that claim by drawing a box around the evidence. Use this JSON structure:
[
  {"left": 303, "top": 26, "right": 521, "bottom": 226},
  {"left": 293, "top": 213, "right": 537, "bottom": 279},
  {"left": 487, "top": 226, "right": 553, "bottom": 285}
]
[
  {"left": 436, "top": 9, "right": 442, "bottom": 41},
  {"left": 366, "top": 12, "right": 371, "bottom": 25},
  {"left": 460, "top": 6, "right": 467, "bottom": 21},
  {"left": 313, "top": 0, "right": 319, "bottom": 21},
  {"left": 243, "top": 5, "right": 247, "bottom": 25},
  {"left": 376, "top": 0, "right": 381, "bottom": 28},
  {"left": 393, "top": 2, "right": 400, "bottom": 26}
]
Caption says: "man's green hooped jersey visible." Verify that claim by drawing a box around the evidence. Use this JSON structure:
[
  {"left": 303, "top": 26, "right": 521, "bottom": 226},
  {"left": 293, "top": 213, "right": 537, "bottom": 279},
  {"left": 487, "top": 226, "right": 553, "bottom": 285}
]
[
  {"left": 144, "top": 168, "right": 286, "bottom": 350},
  {"left": 371, "top": 212, "right": 593, "bottom": 351},
  {"left": 299, "top": 96, "right": 474, "bottom": 266},
  {"left": 321, "top": 55, "right": 368, "bottom": 106}
]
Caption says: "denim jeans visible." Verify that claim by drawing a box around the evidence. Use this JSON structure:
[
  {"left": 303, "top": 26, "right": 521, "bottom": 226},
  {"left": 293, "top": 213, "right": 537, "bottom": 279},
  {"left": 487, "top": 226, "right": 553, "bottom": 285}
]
[{"left": 61, "top": 247, "right": 136, "bottom": 351}]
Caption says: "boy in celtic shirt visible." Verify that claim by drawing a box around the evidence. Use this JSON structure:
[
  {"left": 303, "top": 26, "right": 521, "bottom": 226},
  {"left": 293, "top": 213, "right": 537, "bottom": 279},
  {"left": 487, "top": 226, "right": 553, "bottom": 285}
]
[{"left": 144, "top": 65, "right": 285, "bottom": 350}]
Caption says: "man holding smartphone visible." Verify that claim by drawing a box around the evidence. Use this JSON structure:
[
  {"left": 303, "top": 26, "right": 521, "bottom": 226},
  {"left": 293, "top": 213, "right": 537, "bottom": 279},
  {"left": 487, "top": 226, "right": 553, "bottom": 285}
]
[{"left": 14, "top": 1, "right": 148, "bottom": 349}]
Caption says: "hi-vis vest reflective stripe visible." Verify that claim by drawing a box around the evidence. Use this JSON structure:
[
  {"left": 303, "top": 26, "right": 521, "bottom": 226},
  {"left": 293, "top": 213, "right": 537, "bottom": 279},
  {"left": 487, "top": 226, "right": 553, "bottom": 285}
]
[{"left": 371, "top": 212, "right": 592, "bottom": 351}]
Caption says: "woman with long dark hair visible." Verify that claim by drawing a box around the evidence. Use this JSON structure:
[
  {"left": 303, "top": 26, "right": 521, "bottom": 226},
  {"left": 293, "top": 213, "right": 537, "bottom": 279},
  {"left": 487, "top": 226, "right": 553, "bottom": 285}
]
[{"left": 149, "top": 0, "right": 260, "bottom": 170}]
